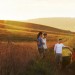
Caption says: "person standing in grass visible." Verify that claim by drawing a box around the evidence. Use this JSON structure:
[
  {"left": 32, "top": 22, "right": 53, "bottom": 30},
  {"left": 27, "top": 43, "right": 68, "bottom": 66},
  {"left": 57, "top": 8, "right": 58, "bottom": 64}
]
[
  {"left": 42, "top": 33, "right": 48, "bottom": 58},
  {"left": 54, "top": 39, "right": 67, "bottom": 68},
  {"left": 37, "top": 32, "right": 44, "bottom": 58}
]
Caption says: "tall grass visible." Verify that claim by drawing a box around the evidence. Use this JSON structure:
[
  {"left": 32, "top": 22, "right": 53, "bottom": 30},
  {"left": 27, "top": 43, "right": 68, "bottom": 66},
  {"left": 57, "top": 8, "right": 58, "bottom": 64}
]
[
  {"left": 0, "top": 42, "right": 38, "bottom": 75},
  {"left": 0, "top": 35, "right": 75, "bottom": 75}
]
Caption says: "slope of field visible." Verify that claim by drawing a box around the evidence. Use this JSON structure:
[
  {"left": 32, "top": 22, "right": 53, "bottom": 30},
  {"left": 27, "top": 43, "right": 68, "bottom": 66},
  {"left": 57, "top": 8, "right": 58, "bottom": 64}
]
[
  {"left": 0, "top": 20, "right": 74, "bottom": 41},
  {"left": 3, "top": 20, "right": 74, "bottom": 34},
  {"left": 0, "top": 36, "right": 75, "bottom": 75},
  {"left": 0, "top": 20, "right": 75, "bottom": 75},
  {"left": 25, "top": 18, "right": 75, "bottom": 32}
]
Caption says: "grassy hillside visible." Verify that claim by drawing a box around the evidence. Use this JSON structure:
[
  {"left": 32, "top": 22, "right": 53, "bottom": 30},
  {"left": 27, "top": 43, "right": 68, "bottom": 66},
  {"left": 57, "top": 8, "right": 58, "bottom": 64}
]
[
  {"left": 0, "top": 20, "right": 75, "bottom": 75},
  {"left": 0, "top": 20, "right": 74, "bottom": 41},
  {"left": 0, "top": 20, "right": 74, "bottom": 34},
  {"left": 25, "top": 18, "right": 75, "bottom": 32}
]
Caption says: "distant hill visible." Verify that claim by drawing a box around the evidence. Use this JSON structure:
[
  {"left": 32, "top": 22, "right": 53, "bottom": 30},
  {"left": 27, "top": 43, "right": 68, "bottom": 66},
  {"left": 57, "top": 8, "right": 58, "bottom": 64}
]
[
  {"left": 0, "top": 20, "right": 74, "bottom": 41},
  {"left": 25, "top": 18, "right": 75, "bottom": 32},
  {"left": 0, "top": 20, "right": 73, "bottom": 35}
]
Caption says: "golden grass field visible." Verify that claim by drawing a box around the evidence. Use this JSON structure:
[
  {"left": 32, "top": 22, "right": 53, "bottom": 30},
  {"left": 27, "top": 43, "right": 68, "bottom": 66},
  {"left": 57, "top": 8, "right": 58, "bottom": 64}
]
[
  {"left": 0, "top": 20, "right": 75, "bottom": 75},
  {"left": 0, "top": 34, "right": 75, "bottom": 75},
  {"left": 0, "top": 42, "right": 38, "bottom": 75}
]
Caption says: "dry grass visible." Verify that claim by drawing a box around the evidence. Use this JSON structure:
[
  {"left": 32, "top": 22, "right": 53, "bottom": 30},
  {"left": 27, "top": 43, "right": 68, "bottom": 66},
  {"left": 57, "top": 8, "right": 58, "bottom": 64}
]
[
  {"left": 0, "top": 39, "right": 57, "bottom": 75},
  {"left": 0, "top": 42, "right": 38, "bottom": 75},
  {"left": 0, "top": 35, "right": 75, "bottom": 75}
]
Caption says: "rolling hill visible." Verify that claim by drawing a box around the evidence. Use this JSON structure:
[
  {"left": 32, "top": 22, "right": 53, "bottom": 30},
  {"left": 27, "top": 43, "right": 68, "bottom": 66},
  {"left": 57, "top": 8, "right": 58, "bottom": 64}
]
[
  {"left": 0, "top": 20, "right": 74, "bottom": 41},
  {"left": 25, "top": 18, "right": 75, "bottom": 32},
  {"left": 0, "top": 20, "right": 74, "bottom": 34}
]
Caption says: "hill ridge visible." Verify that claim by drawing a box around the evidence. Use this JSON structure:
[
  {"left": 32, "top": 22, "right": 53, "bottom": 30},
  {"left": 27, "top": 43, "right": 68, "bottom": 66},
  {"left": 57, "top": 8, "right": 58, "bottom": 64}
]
[{"left": 0, "top": 20, "right": 74, "bottom": 35}]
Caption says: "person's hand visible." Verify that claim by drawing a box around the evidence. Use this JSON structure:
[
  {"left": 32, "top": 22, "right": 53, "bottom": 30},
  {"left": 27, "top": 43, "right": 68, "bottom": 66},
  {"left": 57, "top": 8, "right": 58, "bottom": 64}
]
[{"left": 66, "top": 46, "right": 73, "bottom": 52}]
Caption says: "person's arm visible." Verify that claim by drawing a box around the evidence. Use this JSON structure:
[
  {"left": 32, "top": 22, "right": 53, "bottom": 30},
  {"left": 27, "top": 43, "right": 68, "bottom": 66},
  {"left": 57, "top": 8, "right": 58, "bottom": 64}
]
[
  {"left": 62, "top": 44, "right": 67, "bottom": 48},
  {"left": 62, "top": 44, "right": 73, "bottom": 52},
  {"left": 37, "top": 38, "right": 44, "bottom": 46},
  {"left": 37, "top": 39, "right": 40, "bottom": 45},
  {"left": 41, "top": 39, "right": 44, "bottom": 45},
  {"left": 62, "top": 44, "right": 69, "bottom": 48}
]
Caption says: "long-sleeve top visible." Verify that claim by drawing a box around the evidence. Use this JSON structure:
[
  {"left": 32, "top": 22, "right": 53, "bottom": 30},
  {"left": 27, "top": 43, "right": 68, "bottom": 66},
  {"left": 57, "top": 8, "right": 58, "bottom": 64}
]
[{"left": 54, "top": 43, "right": 65, "bottom": 54}]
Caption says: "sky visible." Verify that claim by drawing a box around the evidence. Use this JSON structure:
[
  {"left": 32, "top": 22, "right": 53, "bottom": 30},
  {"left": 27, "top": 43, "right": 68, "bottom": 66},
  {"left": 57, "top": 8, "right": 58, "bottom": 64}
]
[{"left": 0, "top": 0, "right": 75, "bottom": 20}]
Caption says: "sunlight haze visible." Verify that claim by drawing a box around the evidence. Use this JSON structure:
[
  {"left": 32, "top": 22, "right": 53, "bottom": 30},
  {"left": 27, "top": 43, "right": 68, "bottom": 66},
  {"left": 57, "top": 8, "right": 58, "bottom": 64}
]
[
  {"left": 0, "top": 0, "right": 75, "bottom": 20},
  {"left": 0, "top": 0, "right": 75, "bottom": 32},
  {"left": 25, "top": 18, "right": 75, "bottom": 32}
]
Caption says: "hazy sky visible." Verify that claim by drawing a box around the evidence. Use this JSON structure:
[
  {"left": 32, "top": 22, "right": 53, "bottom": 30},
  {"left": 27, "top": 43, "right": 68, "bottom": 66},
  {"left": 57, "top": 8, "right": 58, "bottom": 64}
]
[{"left": 0, "top": 0, "right": 75, "bottom": 20}]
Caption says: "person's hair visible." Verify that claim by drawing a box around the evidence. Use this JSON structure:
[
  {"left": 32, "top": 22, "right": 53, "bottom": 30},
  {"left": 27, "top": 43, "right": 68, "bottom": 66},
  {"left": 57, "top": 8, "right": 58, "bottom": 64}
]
[
  {"left": 43, "top": 32, "right": 47, "bottom": 36},
  {"left": 37, "top": 32, "right": 43, "bottom": 39}
]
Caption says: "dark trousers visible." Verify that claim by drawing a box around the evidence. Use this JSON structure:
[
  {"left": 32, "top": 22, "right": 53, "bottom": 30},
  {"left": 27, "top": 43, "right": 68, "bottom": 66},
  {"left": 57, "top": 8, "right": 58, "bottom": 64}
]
[
  {"left": 38, "top": 48, "right": 47, "bottom": 58},
  {"left": 62, "top": 56, "right": 71, "bottom": 69}
]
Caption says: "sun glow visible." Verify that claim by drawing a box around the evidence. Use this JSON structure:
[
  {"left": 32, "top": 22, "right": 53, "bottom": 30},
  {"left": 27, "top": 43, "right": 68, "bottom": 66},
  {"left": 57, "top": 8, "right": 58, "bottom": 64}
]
[{"left": 0, "top": 0, "right": 75, "bottom": 20}]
